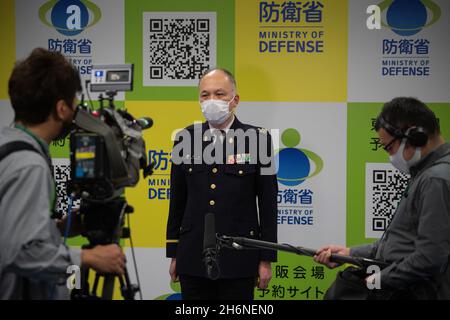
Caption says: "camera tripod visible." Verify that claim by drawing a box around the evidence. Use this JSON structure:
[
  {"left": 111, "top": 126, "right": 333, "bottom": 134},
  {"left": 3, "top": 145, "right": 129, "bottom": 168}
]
[{"left": 71, "top": 197, "right": 140, "bottom": 300}]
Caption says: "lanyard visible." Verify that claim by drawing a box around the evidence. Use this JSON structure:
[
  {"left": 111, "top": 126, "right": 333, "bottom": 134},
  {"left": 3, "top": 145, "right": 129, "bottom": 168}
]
[{"left": 14, "top": 124, "right": 50, "bottom": 161}]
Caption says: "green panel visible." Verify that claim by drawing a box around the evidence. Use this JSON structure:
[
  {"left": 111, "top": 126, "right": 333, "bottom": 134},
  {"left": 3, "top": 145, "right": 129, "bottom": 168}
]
[
  {"left": 66, "top": 236, "right": 89, "bottom": 247},
  {"left": 124, "top": 0, "right": 235, "bottom": 101},
  {"left": 154, "top": 252, "right": 344, "bottom": 300},
  {"left": 66, "top": 237, "right": 124, "bottom": 247},
  {"left": 254, "top": 252, "right": 343, "bottom": 300},
  {"left": 347, "top": 102, "right": 450, "bottom": 248}
]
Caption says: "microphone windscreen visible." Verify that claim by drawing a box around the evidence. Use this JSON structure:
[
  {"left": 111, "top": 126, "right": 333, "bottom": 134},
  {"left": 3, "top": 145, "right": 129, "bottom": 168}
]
[
  {"left": 136, "top": 117, "right": 153, "bottom": 129},
  {"left": 203, "top": 213, "right": 216, "bottom": 251}
]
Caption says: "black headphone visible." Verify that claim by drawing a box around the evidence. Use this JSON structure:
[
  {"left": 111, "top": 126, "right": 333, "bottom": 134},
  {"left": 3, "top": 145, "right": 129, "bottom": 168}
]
[{"left": 378, "top": 116, "right": 428, "bottom": 147}]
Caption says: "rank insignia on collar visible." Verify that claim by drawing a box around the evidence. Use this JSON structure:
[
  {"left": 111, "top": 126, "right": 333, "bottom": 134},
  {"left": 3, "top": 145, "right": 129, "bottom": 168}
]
[{"left": 258, "top": 128, "right": 268, "bottom": 134}]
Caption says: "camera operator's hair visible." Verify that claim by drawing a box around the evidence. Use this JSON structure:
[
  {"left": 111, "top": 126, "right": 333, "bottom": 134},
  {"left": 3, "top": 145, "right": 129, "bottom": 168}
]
[
  {"left": 8, "top": 48, "right": 81, "bottom": 125},
  {"left": 375, "top": 97, "right": 440, "bottom": 137}
]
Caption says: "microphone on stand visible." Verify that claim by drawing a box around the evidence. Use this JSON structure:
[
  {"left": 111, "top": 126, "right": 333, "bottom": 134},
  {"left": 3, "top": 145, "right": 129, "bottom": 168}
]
[{"left": 203, "top": 213, "right": 220, "bottom": 280}]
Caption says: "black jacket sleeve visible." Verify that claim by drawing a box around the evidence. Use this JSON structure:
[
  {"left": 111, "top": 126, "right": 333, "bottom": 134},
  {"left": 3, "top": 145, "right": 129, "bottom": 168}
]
[
  {"left": 256, "top": 130, "right": 278, "bottom": 262},
  {"left": 166, "top": 139, "right": 187, "bottom": 258}
]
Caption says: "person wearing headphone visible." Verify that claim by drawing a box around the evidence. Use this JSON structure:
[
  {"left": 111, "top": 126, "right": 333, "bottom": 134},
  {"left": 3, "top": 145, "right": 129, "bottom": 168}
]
[{"left": 314, "top": 97, "right": 450, "bottom": 299}]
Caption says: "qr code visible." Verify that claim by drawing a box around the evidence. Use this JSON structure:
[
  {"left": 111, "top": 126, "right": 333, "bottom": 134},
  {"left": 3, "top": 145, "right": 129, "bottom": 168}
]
[
  {"left": 365, "top": 163, "right": 409, "bottom": 238},
  {"left": 143, "top": 12, "right": 217, "bottom": 86},
  {"left": 51, "top": 158, "right": 80, "bottom": 216}
]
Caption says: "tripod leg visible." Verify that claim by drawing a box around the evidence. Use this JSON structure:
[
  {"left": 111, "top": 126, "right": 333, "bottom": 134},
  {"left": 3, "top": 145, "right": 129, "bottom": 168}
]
[
  {"left": 101, "top": 274, "right": 116, "bottom": 300},
  {"left": 92, "top": 273, "right": 101, "bottom": 297},
  {"left": 119, "top": 267, "right": 138, "bottom": 300},
  {"left": 71, "top": 266, "right": 91, "bottom": 299},
  {"left": 82, "top": 267, "right": 90, "bottom": 296},
  {"left": 118, "top": 275, "right": 129, "bottom": 300}
]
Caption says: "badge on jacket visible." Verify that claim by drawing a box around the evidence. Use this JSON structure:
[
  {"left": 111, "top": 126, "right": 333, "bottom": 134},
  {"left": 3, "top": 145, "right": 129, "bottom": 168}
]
[{"left": 227, "top": 153, "right": 252, "bottom": 164}]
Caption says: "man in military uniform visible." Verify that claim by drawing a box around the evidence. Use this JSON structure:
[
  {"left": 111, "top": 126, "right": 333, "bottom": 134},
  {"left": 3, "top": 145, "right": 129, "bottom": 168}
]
[{"left": 166, "top": 68, "right": 278, "bottom": 300}]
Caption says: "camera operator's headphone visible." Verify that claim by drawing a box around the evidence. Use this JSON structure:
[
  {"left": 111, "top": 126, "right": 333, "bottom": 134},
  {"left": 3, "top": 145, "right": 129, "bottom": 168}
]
[{"left": 378, "top": 116, "right": 428, "bottom": 147}]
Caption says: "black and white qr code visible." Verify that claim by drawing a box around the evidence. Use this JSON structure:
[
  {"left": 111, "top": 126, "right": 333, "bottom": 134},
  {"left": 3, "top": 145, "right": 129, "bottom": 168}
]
[
  {"left": 143, "top": 12, "right": 217, "bottom": 86},
  {"left": 365, "top": 163, "right": 409, "bottom": 238},
  {"left": 51, "top": 158, "right": 80, "bottom": 216}
]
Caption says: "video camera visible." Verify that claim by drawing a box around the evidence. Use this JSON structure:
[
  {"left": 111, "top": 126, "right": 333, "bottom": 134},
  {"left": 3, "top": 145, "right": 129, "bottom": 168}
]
[
  {"left": 68, "top": 64, "right": 152, "bottom": 300},
  {"left": 69, "top": 64, "right": 153, "bottom": 201}
]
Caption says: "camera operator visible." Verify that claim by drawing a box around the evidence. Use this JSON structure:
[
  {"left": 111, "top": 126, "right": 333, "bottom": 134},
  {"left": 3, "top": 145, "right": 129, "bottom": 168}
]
[{"left": 0, "top": 48, "right": 125, "bottom": 300}]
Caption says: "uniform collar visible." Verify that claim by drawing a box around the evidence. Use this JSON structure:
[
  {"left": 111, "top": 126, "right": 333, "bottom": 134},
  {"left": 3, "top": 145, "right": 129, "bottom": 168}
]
[
  {"left": 207, "top": 114, "right": 236, "bottom": 134},
  {"left": 204, "top": 116, "right": 243, "bottom": 133}
]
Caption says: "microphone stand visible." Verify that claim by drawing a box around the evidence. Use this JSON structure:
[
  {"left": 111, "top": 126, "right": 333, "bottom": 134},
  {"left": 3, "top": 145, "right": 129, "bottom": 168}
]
[
  {"left": 203, "top": 247, "right": 220, "bottom": 280},
  {"left": 217, "top": 235, "right": 390, "bottom": 270}
]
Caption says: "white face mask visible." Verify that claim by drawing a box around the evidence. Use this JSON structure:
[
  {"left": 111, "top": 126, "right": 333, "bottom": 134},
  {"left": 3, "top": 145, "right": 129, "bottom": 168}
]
[
  {"left": 200, "top": 96, "right": 235, "bottom": 125},
  {"left": 389, "top": 138, "right": 421, "bottom": 174}
]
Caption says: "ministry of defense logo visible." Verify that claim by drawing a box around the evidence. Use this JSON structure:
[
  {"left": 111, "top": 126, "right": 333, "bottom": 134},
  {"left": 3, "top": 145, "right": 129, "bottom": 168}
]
[{"left": 39, "top": 0, "right": 101, "bottom": 36}]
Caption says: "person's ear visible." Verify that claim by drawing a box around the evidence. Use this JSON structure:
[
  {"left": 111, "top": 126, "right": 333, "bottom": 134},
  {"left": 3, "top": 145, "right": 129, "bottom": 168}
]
[
  {"left": 230, "top": 94, "right": 240, "bottom": 111},
  {"left": 54, "top": 99, "right": 71, "bottom": 121}
]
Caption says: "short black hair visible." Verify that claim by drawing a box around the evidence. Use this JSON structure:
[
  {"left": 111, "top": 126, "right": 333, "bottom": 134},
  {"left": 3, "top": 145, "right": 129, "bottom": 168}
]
[
  {"left": 8, "top": 48, "right": 81, "bottom": 125},
  {"left": 199, "top": 68, "right": 237, "bottom": 91},
  {"left": 375, "top": 97, "right": 440, "bottom": 137}
]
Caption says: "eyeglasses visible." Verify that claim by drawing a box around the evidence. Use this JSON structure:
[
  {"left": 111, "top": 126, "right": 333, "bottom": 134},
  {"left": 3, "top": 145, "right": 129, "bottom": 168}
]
[{"left": 382, "top": 137, "right": 398, "bottom": 152}]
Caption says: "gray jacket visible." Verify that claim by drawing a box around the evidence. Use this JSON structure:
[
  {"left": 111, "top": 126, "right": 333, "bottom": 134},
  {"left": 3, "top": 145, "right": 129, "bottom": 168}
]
[
  {"left": 351, "top": 142, "right": 450, "bottom": 299},
  {"left": 0, "top": 125, "right": 80, "bottom": 300}
]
